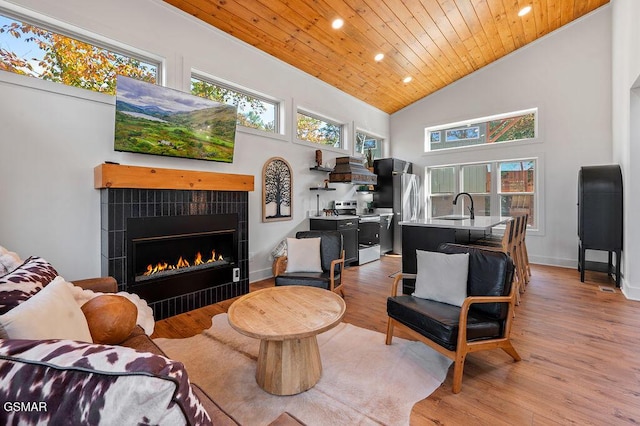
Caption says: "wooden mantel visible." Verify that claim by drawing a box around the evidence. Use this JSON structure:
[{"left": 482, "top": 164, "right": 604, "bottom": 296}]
[{"left": 94, "top": 163, "right": 254, "bottom": 191}]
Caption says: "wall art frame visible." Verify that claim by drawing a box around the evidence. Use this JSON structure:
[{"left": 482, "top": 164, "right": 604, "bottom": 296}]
[{"left": 262, "top": 157, "right": 293, "bottom": 222}]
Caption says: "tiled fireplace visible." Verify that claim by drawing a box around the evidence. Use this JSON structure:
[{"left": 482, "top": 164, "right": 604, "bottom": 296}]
[{"left": 96, "top": 164, "right": 254, "bottom": 320}]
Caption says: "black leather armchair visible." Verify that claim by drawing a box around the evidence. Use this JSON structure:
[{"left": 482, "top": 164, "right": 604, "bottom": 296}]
[
  {"left": 273, "top": 231, "right": 345, "bottom": 296},
  {"left": 386, "top": 243, "right": 520, "bottom": 393}
]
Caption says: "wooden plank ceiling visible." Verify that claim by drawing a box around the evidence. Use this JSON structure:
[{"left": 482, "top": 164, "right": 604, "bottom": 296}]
[{"left": 164, "top": 0, "right": 610, "bottom": 114}]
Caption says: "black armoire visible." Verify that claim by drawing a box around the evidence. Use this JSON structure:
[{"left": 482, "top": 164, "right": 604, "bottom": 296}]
[{"left": 577, "top": 165, "right": 623, "bottom": 286}]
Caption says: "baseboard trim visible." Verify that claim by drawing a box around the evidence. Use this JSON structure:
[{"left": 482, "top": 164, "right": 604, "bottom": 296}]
[
  {"left": 249, "top": 267, "right": 273, "bottom": 283},
  {"left": 622, "top": 283, "right": 640, "bottom": 301},
  {"left": 528, "top": 255, "right": 576, "bottom": 269}
]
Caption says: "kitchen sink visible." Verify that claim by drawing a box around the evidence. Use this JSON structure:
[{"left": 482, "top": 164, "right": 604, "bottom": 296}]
[{"left": 434, "top": 215, "right": 470, "bottom": 220}]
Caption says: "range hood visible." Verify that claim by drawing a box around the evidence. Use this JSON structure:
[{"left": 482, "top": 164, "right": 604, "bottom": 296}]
[{"left": 329, "top": 157, "right": 377, "bottom": 185}]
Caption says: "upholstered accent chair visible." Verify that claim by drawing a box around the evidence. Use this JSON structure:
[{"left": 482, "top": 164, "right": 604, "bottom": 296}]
[
  {"left": 386, "top": 243, "right": 521, "bottom": 393},
  {"left": 273, "top": 231, "right": 345, "bottom": 296}
]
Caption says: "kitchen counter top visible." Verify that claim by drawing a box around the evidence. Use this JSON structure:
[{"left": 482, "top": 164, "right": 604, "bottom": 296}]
[
  {"left": 400, "top": 216, "right": 509, "bottom": 231},
  {"left": 310, "top": 215, "right": 359, "bottom": 221}
]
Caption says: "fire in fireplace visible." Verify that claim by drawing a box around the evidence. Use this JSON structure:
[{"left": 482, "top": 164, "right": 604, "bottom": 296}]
[
  {"left": 140, "top": 250, "right": 227, "bottom": 282},
  {"left": 133, "top": 231, "right": 231, "bottom": 283},
  {"left": 127, "top": 214, "right": 238, "bottom": 304}
]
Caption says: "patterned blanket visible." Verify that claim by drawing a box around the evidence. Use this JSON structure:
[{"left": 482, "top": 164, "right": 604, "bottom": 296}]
[{"left": 0, "top": 338, "right": 212, "bottom": 425}]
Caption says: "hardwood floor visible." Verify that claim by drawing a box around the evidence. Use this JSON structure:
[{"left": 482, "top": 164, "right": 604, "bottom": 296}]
[{"left": 153, "top": 256, "right": 640, "bottom": 425}]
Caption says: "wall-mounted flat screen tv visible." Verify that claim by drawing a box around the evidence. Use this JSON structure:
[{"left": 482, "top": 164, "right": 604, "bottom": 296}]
[{"left": 114, "top": 75, "right": 237, "bottom": 163}]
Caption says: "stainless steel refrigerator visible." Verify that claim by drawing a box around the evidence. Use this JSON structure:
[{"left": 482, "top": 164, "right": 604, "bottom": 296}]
[{"left": 373, "top": 159, "right": 422, "bottom": 254}]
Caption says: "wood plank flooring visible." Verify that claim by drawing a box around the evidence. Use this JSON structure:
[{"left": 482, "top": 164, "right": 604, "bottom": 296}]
[{"left": 153, "top": 256, "right": 640, "bottom": 425}]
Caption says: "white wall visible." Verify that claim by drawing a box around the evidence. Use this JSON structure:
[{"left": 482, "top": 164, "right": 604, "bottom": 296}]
[
  {"left": 390, "top": 6, "right": 612, "bottom": 269},
  {"left": 612, "top": 0, "right": 640, "bottom": 299},
  {"left": 0, "top": 0, "right": 388, "bottom": 282}
]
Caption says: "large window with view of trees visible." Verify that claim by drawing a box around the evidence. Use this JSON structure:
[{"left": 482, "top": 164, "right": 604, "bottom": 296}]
[
  {"left": 296, "top": 110, "right": 343, "bottom": 148},
  {"left": 0, "top": 13, "right": 158, "bottom": 93},
  {"left": 425, "top": 109, "right": 537, "bottom": 152},
  {"left": 427, "top": 159, "right": 537, "bottom": 228},
  {"left": 191, "top": 75, "right": 278, "bottom": 134}
]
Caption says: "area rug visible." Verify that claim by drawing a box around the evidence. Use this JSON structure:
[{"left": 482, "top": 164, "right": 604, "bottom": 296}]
[{"left": 154, "top": 314, "right": 452, "bottom": 426}]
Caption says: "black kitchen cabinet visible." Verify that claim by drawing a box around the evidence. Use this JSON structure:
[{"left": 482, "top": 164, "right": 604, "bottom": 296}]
[
  {"left": 373, "top": 158, "right": 412, "bottom": 208},
  {"left": 310, "top": 218, "right": 358, "bottom": 265}
]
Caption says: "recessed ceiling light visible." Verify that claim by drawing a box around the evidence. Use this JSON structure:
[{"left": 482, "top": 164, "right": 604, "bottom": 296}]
[
  {"left": 374, "top": 53, "right": 384, "bottom": 62},
  {"left": 403, "top": 76, "right": 412, "bottom": 83},
  {"left": 518, "top": 5, "right": 532, "bottom": 17},
  {"left": 332, "top": 18, "right": 344, "bottom": 29}
]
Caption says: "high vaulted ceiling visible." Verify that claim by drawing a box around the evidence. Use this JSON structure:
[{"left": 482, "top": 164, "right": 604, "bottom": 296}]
[{"left": 165, "top": 0, "right": 609, "bottom": 114}]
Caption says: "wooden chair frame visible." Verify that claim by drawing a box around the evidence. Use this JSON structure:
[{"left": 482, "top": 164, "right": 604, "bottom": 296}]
[{"left": 385, "top": 272, "right": 521, "bottom": 393}]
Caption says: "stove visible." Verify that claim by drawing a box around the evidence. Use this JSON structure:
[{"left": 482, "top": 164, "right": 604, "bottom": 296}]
[
  {"left": 332, "top": 200, "right": 358, "bottom": 216},
  {"left": 334, "top": 200, "right": 381, "bottom": 265}
]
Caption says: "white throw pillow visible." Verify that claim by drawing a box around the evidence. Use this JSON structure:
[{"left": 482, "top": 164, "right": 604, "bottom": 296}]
[
  {"left": 0, "top": 276, "right": 93, "bottom": 342},
  {"left": 285, "top": 237, "right": 323, "bottom": 273},
  {"left": 412, "top": 250, "right": 469, "bottom": 307},
  {"left": 0, "top": 245, "right": 22, "bottom": 275}
]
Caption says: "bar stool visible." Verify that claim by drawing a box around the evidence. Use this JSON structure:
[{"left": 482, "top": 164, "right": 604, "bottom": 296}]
[
  {"left": 473, "top": 216, "right": 527, "bottom": 297},
  {"left": 519, "top": 214, "right": 532, "bottom": 278},
  {"left": 512, "top": 214, "right": 529, "bottom": 289},
  {"left": 470, "top": 218, "right": 524, "bottom": 302},
  {"left": 477, "top": 214, "right": 531, "bottom": 278}
]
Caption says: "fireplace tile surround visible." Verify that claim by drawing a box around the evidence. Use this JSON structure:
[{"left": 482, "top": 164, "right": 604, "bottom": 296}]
[
  {"left": 96, "top": 164, "right": 254, "bottom": 320},
  {"left": 100, "top": 188, "right": 249, "bottom": 320}
]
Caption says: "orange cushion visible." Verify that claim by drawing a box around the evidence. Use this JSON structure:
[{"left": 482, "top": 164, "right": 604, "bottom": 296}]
[{"left": 81, "top": 295, "right": 137, "bottom": 345}]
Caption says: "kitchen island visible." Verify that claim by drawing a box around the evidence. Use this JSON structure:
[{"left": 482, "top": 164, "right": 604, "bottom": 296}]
[{"left": 399, "top": 216, "right": 509, "bottom": 294}]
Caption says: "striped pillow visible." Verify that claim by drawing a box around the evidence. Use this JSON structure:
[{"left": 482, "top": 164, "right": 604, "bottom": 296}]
[{"left": 0, "top": 256, "right": 58, "bottom": 314}]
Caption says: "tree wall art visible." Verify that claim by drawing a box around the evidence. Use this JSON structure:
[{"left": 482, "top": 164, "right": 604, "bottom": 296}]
[{"left": 262, "top": 157, "right": 292, "bottom": 222}]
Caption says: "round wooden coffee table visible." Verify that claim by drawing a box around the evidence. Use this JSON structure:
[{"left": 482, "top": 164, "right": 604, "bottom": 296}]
[{"left": 227, "top": 286, "right": 346, "bottom": 395}]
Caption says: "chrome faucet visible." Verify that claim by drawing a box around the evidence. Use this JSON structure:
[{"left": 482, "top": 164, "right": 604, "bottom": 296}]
[{"left": 453, "top": 192, "right": 475, "bottom": 220}]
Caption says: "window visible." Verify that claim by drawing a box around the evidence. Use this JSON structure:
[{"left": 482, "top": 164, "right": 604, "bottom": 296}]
[
  {"left": 462, "top": 163, "right": 491, "bottom": 216},
  {"left": 427, "top": 159, "right": 537, "bottom": 228},
  {"left": 296, "top": 110, "right": 343, "bottom": 148},
  {"left": 498, "top": 160, "right": 535, "bottom": 226},
  {"left": 355, "top": 131, "right": 383, "bottom": 160},
  {"left": 0, "top": 13, "right": 158, "bottom": 93},
  {"left": 425, "top": 109, "right": 537, "bottom": 152},
  {"left": 191, "top": 75, "right": 278, "bottom": 133},
  {"left": 429, "top": 166, "right": 456, "bottom": 218}
]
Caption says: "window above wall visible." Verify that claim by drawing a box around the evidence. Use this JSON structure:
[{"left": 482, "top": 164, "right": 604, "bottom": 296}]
[
  {"left": 425, "top": 108, "right": 537, "bottom": 152},
  {"left": 191, "top": 74, "right": 279, "bottom": 135},
  {"left": 0, "top": 12, "right": 159, "bottom": 93},
  {"left": 296, "top": 109, "right": 344, "bottom": 149}
]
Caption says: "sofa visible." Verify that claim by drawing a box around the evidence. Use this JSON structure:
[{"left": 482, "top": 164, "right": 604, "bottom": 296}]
[
  {"left": 79, "top": 276, "right": 240, "bottom": 425},
  {"left": 0, "top": 253, "right": 232, "bottom": 424},
  {"left": 0, "top": 252, "right": 302, "bottom": 425}
]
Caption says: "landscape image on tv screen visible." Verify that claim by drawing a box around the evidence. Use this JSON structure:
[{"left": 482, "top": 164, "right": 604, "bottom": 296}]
[{"left": 114, "top": 75, "right": 237, "bottom": 163}]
